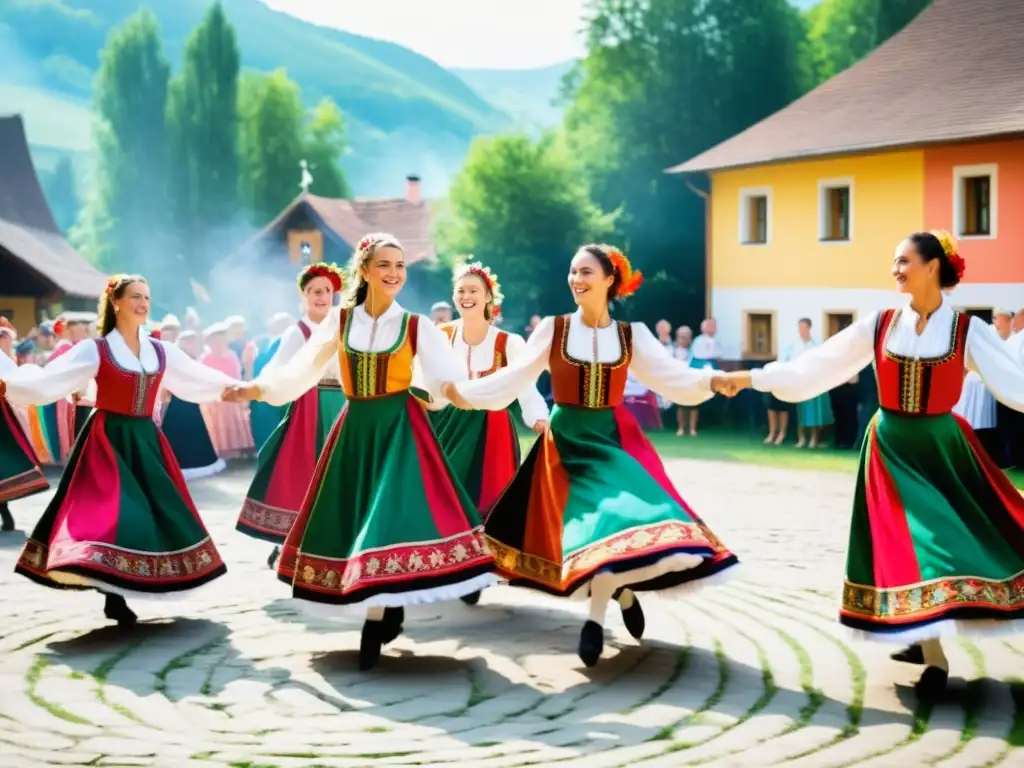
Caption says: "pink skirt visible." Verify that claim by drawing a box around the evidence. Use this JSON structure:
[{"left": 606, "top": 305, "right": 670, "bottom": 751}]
[{"left": 201, "top": 402, "right": 255, "bottom": 459}]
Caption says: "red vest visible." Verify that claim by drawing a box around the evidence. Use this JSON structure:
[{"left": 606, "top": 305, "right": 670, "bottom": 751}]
[
  {"left": 874, "top": 308, "right": 969, "bottom": 415},
  {"left": 93, "top": 337, "right": 166, "bottom": 417},
  {"left": 548, "top": 314, "right": 632, "bottom": 408}
]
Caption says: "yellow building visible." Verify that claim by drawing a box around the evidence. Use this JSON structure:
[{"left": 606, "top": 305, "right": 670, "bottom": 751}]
[{"left": 669, "top": 0, "right": 1024, "bottom": 360}]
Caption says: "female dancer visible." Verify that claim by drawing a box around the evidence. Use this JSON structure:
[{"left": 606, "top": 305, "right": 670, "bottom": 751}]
[
  {"left": 157, "top": 330, "right": 226, "bottom": 481},
  {"left": 445, "top": 244, "right": 738, "bottom": 666},
  {"left": 237, "top": 263, "right": 346, "bottom": 569},
  {"left": 200, "top": 324, "right": 255, "bottom": 460},
  {"left": 725, "top": 231, "right": 1024, "bottom": 698},
  {"left": 0, "top": 321, "right": 49, "bottom": 531},
  {"left": 0, "top": 275, "right": 240, "bottom": 626},
  {"left": 227, "top": 234, "right": 495, "bottom": 670},
  {"left": 433, "top": 261, "right": 549, "bottom": 604}
]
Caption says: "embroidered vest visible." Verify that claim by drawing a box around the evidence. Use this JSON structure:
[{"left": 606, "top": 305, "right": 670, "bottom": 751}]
[
  {"left": 439, "top": 322, "right": 510, "bottom": 379},
  {"left": 336, "top": 309, "right": 420, "bottom": 399},
  {"left": 548, "top": 314, "right": 632, "bottom": 408},
  {"left": 873, "top": 308, "right": 969, "bottom": 416},
  {"left": 94, "top": 337, "right": 166, "bottom": 417}
]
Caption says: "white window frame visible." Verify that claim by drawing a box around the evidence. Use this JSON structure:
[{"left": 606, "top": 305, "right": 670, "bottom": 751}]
[
  {"left": 817, "top": 177, "right": 854, "bottom": 244},
  {"left": 738, "top": 186, "right": 772, "bottom": 246},
  {"left": 953, "top": 163, "right": 997, "bottom": 240}
]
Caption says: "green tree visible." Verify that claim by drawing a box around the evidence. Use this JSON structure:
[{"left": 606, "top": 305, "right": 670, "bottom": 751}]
[
  {"left": 303, "top": 98, "right": 352, "bottom": 198},
  {"left": 805, "top": 0, "right": 931, "bottom": 84},
  {"left": 77, "top": 9, "right": 173, "bottom": 279},
  {"left": 166, "top": 1, "right": 241, "bottom": 280},
  {"left": 438, "top": 132, "right": 614, "bottom": 323},
  {"left": 42, "top": 155, "right": 80, "bottom": 234},
  {"left": 564, "top": 0, "right": 807, "bottom": 326},
  {"left": 238, "top": 69, "right": 305, "bottom": 224}
]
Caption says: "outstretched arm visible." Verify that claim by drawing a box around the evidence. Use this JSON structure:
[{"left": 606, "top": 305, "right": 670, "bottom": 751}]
[
  {"left": 161, "top": 342, "right": 241, "bottom": 403},
  {"left": 0, "top": 340, "right": 99, "bottom": 406},
  {"left": 629, "top": 323, "right": 716, "bottom": 406},
  {"left": 967, "top": 317, "right": 1024, "bottom": 411},
  {"left": 452, "top": 317, "right": 554, "bottom": 411}
]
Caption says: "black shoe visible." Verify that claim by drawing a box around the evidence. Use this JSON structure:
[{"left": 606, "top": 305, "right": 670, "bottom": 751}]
[
  {"left": 103, "top": 594, "right": 138, "bottom": 627},
  {"left": 359, "top": 620, "right": 384, "bottom": 670},
  {"left": 267, "top": 546, "right": 280, "bottom": 569},
  {"left": 460, "top": 591, "right": 481, "bottom": 606},
  {"left": 0, "top": 503, "right": 14, "bottom": 532},
  {"left": 891, "top": 644, "right": 924, "bottom": 665},
  {"left": 620, "top": 595, "right": 645, "bottom": 640},
  {"left": 915, "top": 666, "right": 949, "bottom": 701},
  {"left": 578, "top": 620, "right": 604, "bottom": 667},
  {"left": 380, "top": 607, "right": 404, "bottom": 645}
]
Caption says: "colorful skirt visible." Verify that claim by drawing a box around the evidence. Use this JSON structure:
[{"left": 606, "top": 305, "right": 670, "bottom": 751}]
[
  {"left": 250, "top": 400, "right": 285, "bottom": 452},
  {"left": 797, "top": 393, "right": 834, "bottom": 428},
  {"left": 484, "top": 403, "right": 738, "bottom": 597},
  {"left": 200, "top": 401, "right": 254, "bottom": 459},
  {"left": 237, "top": 384, "right": 345, "bottom": 543},
  {"left": 15, "top": 410, "right": 226, "bottom": 597},
  {"left": 0, "top": 400, "right": 49, "bottom": 503},
  {"left": 433, "top": 405, "right": 521, "bottom": 518},
  {"left": 161, "top": 396, "right": 226, "bottom": 480},
  {"left": 841, "top": 410, "right": 1024, "bottom": 643},
  {"left": 276, "top": 390, "right": 496, "bottom": 609}
]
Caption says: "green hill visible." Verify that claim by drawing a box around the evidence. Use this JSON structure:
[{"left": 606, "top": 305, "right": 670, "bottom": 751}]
[
  {"left": 0, "top": 0, "right": 512, "bottom": 197},
  {"left": 453, "top": 60, "right": 575, "bottom": 131}
]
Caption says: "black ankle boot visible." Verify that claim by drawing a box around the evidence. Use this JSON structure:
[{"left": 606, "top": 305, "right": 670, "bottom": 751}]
[
  {"left": 915, "top": 666, "right": 948, "bottom": 700},
  {"left": 578, "top": 620, "right": 604, "bottom": 667},
  {"left": 267, "top": 546, "right": 280, "bottom": 569},
  {"left": 379, "top": 607, "right": 404, "bottom": 645},
  {"left": 359, "top": 619, "right": 384, "bottom": 670},
  {"left": 620, "top": 594, "right": 645, "bottom": 640},
  {"left": 891, "top": 644, "right": 924, "bottom": 665},
  {"left": 0, "top": 503, "right": 14, "bottom": 532},
  {"left": 103, "top": 594, "right": 137, "bottom": 627},
  {"left": 460, "top": 591, "right": 481, "bottom": 606}
]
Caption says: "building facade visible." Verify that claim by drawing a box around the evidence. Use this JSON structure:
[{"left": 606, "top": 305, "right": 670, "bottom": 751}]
[{"left": 670, "top": 0, "right": 1024, "bottom": 361}]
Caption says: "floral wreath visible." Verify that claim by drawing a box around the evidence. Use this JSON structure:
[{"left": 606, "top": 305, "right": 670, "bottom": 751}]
[
  {"left": 297, "top": 261, "right": 344, "bottom": 293},
  {"left": 931, "top": 229, "right": 966, "bottom": 280},
  {"left": 105, "top": 275, "right": 126, "bottom": 296},
  {"left": 454, "top": 258, "right": 504, "bottom": 310},
  {"left": 356, "top": 233, "right": 402, "bottom": 255},
  {"left": 603, "top": 246, "right": 643, "bottom": 298}
]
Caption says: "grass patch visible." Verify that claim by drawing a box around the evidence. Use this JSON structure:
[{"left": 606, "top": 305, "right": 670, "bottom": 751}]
[
  {"left": 623, "top": 639, "right": 690, "bottom": 713},
  {"left": 362, "top": 725, "right": 390, "bottom": 733},
  {"left": 25, "top": 656, "right": 91, "bottom": 725},
  {"left": 153, "top": 634, "right": 226, "bottom": 695}
]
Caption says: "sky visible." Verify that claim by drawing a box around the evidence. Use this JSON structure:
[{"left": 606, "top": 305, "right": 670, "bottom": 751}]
[{"left": 261, "top": 0, "right": 589, "bottom": 70}]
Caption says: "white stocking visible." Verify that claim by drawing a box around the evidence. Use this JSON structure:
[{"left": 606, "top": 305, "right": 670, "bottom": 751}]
[
  {"left": 366, "top": 606, "right": 385, "bottom": 622},
  {"left": 588, "top": 574, "right": 616, "bottom": 626},
  {"left": 920, "top": 638, "right": 949, "bottom": 672}
]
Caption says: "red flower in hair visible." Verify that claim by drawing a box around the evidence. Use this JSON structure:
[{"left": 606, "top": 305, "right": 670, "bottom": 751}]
[
  {"left": 105, "top": 277, "right": 119, "bottom": 296},
  {"left": 53, "top": 319, "right": 66, "bottom": 336},
  {"left": 358, "top": 237, "right": 373, "bottom": 251},
  {"left": 298, "top": 262, "right": 344, "bottom": 293},
  {"left": 947, "top": 252, "right": 966, "bottom": 280},
  {"left": 605, "top": 247, "right": 643, "bottom": 298},
  {"left": 492, "top": 304, "right": 502, "bottom": 318}
]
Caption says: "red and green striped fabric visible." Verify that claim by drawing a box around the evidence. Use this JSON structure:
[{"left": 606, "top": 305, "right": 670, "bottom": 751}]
[
  {"left": 0, "top": 400, "right": 48, "bottom": 503},
  {"left": 433, "top": 406, "right": 520, "bottom": 517}
]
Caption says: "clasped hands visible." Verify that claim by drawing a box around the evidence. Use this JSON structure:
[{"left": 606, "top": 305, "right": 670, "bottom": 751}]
[
  {"left": 221, "top": 384, "right": 260, "bottom": 403},
  {"left": 709, "top": 370, "right": 752, "bottom": 398}
]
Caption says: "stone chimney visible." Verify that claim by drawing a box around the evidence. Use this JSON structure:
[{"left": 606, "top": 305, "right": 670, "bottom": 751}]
[{"left": 406, "top": 174, "right": 421, "bottom": 205}]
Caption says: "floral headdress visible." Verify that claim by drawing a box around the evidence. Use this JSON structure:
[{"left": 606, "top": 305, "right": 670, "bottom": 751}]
[
  {"left": 297, "top": 261, "right": 344, "bottom": 293},
  {"left": 603, "top": 246, "right": 643, "bottom": 299},
  {"left": 356, "top": 233, "right": 402, "bottom": 256},
  {"left": 931, "top": 229, "right": 966, "bottom": 281},
  {"left": 454, "top": 258, "right": 504, "bottom": 311}
]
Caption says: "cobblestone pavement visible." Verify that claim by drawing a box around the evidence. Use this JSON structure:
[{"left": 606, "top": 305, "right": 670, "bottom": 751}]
[{"left": 1, "top": 461, "right": 1021, "bottom": 768}]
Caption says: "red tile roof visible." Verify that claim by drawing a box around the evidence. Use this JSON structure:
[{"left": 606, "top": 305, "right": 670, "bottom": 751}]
[
  {"left": 670, "top": 0, "right": 1024, "bottom": 174},
  {"left": 245, "top": 192, "right": 435, "bottom": 264},
  {"left": 0, "top": 115, "right": 107, "bottom": 297}
]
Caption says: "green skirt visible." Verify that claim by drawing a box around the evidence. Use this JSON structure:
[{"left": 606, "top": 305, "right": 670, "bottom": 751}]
[
  {"left": 15, "top": 410, "right": 226, "bottom": 596},
  {"left": 797, "top": 393, "right": 834, "bottom": 428},
  {"left": 277, "top": 391, "right": 496, "bottom": 609},
  {"left": 0, "top": 400, "right": 49, "bottom": 503},
  {"left": 485, "top": 404, "right": 738, "bottom": 597},
  {"left": 841, "top": 410, "right": 1024, "bottom": 642},
  {"left": 237, "top": 385, "right": 345, "bottom": 543}
]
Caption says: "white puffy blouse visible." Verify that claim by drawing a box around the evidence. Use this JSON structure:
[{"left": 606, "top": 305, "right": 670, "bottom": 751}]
[
  {"left": 1, "top": 328, "right": 240, "bottom": 407},
  {"left": 750, "top": 297, "right": 1024, "bottom": 410},
  {"left": 454, "top": 310, "right": 715, "bottom": 410}
]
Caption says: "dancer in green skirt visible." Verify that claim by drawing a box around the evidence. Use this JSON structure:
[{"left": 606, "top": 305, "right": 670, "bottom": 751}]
[
  {"left": 237, "top": 262, "right": 347, "bottom": 568},
  {"left": 431, "top": 260, "right": 549, "bottom": 605},
  {"left": 1, "top": 274, "right": 241, "bottom": 626},
  {"left": 727, "top": 230, "right": 1024, "bottom": 699},
  {"left": 445, "top": 244, "right": 738, "bottom": 667},
  {"left": 228, "top": 233, "right": 495, "bottom": 670}
]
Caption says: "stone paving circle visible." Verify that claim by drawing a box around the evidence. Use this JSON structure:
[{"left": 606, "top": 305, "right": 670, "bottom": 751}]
[{"left": 0, "top": 460, "right": 1021, "bottom": 767}]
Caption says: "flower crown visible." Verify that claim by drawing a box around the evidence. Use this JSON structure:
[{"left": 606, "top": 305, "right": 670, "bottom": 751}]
[
  {"left": 297, "top": 262, "right": 344, "bottom": 293},
  {"left": 105, "top": 275, "right": 124, "bottom": 296},
  {"left": 931, "top": 229, "right": 966, "bottom": 280},
  {"left": 356, "top": 233, "right": 402, "bottom": 255},
  {"left": 454, "top": 259, "right": 504, "bottom": 309},
  {"left": 604, "top": 246, "right": 643, "bottom": 299}
]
